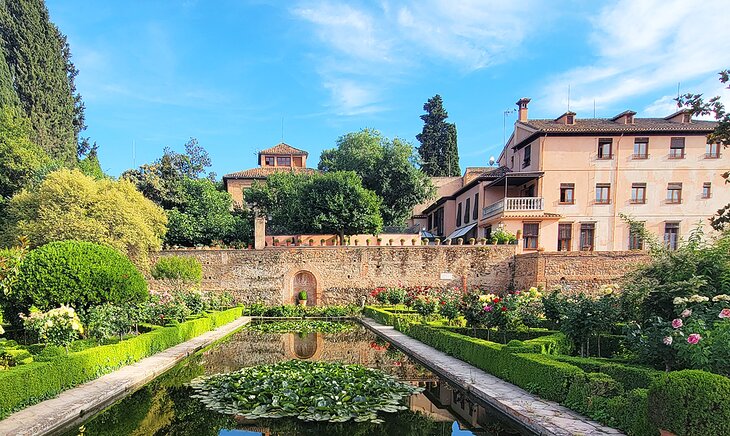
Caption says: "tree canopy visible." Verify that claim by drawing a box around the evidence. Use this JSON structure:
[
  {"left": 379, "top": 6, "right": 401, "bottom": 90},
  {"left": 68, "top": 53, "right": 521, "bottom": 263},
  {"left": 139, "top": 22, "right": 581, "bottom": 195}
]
[
  {"left": 165, "top": 178, "right": 251, "bottom": 247},
  {"left": 245, "top": 171, "right": 382, "bottom": 243},
  {"left": 416, "top": 95, "right": 460, "bottom": 177},
  {"left": 678, "top": 69, "right": 730, "bottom": 231},
  {"left": 0, "top": 0, "right": 83, "bottom": 164},
  {"left": 2, "top": 168, "right": 167, "bottom": 267},
  {"left": 319, "top": 129, "right": 433, "bottom": 227},
  {"left": 0, "top": 106, "right": 51, "bottom": 199},
  {"left": 121, "top": 138, "right": 214, "bottom": 210}
]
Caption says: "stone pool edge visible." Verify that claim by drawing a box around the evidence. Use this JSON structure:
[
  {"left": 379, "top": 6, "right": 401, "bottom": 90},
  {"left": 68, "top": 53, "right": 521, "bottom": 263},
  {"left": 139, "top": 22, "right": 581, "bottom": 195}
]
[
  {"left": 359, "top": 317, "right": 625, "bottom": 436},
  {"left": 0, "top": 316, "right": 251, "bottom": 436}
]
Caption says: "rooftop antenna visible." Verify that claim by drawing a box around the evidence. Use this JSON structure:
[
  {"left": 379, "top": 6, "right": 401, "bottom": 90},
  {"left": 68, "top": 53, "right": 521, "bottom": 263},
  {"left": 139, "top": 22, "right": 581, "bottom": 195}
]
[
  {"left": 677, "top": 82, "right": 681, "bottom": 101},
  {"left": 281, "top": 116, "right": 284, "bottom": 143},
  {"left": 593, "top": 99, "right": 596, "bottom": 118},
  {"left": 503, "top": 108, "right": 516, "bottom": 145},
  {"left": 132, "top": 139, "right": 136, "bottom": 167},
  {"left": 567, "top": 84, "right": 571, "bottom": 112}
]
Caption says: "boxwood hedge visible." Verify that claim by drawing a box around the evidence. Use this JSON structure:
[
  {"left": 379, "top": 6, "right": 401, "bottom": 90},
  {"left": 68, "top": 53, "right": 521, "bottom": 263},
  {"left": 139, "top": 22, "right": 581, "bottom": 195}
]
[
  {"left": 0, "top": 307, "right": 243, "bottom": 418},
  {"left": 6, "top": 241, "right": 148, "bottom": 322}
]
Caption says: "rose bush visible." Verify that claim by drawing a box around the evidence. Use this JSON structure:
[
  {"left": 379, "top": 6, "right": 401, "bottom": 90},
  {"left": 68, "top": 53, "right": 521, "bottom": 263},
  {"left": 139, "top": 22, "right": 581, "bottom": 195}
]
[{"left": 21, "top": 305, "right": 84, "bottom": 352}]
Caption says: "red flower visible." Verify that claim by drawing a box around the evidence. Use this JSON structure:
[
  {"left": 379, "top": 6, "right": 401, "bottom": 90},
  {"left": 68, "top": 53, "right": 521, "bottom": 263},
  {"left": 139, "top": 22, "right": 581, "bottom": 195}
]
[
  {"left": 493, "top": 297, "right": 501, "bottom": 303},
  {"left": 501, "top": 306, "right": 507, "bottom": 312}
]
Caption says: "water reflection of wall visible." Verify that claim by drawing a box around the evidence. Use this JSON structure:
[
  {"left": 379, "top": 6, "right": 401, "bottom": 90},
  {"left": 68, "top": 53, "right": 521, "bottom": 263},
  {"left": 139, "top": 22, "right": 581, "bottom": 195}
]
[{"left": 200, "top": 327, "right": 433, "bottom": 382}]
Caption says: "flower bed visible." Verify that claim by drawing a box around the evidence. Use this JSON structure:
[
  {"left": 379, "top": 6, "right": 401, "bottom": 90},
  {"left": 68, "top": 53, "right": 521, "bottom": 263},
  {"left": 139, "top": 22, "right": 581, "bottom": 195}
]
[
  {"left": 365, "top": 308, "right": 730, "bottom": 436},
  {"left": 0, "top": 307, "right": 244, "bottom": 418}
]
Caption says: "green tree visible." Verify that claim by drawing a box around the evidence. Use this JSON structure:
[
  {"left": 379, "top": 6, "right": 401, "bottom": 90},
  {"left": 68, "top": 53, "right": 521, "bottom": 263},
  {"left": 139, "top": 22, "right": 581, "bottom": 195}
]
[
  {"left": 122, "top": 138, "right": 213, "bottom": 209},
  {"left": 0, "top": 106, "right": 51, "bottom": 198},
  {"left": 245, "top": 172, "right": 382, "bottom": 243},
  {"left": 2, "top": 168, "right": 167, "bottom": 267},
  {"left": 165, "top": 178, "right": 250, "bottom": 247},
  {"left": 677, "top": 69, "right": 730, "bottom": 231},
  {"left": 319, "top": 129, "right": 434, "bottom": 227},
  {"left": 0, "top": 0, "right": 82, "bottom": 163},
  {"left": 416, "top": 95, "right": 460, "bottom": 177}
]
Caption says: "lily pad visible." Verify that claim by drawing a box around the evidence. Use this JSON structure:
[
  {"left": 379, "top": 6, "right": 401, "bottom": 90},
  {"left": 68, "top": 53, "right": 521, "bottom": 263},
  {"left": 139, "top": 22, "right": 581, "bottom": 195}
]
[
  {"left": 245, "top": 320, "right": 355, "bottom": 334},
  {"left": 189, "top": 360, "right": 422, "bottom": 424}
]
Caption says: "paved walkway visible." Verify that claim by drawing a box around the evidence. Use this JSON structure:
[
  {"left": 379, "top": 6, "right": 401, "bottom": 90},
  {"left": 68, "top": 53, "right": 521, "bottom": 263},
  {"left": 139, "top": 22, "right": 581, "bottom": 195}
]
[
  {"left": 0, "top": 316, "right": 251, "bottom": 436},
  {"left": 360, "top": 317, "right": 624, "bottom": 436}
]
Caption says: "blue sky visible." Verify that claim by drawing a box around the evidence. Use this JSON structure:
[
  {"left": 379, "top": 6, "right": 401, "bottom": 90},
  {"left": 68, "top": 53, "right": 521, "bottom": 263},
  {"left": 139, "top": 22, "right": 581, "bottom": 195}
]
[{"left": 46, "top": 0, "right": 730, "bottom": 178}]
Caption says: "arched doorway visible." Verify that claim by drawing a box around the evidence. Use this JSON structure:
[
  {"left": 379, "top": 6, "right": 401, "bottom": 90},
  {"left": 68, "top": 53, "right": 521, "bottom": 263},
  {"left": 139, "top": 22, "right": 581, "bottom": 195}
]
[{"left": 292, "top": 270, "right": 317, "bottom": 306}]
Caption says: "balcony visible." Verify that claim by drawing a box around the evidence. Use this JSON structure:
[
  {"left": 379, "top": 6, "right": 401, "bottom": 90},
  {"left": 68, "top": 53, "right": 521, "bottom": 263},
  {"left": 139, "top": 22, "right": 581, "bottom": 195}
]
[{"left": 483, "top": 197, "right": 544, "bottom": 219}]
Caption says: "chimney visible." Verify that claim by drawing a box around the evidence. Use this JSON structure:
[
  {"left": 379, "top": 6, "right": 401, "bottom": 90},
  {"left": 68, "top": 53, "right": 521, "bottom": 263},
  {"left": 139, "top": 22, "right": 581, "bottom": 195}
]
[{"left": 516, "top": 98, "right": 531, "bottom": 122}]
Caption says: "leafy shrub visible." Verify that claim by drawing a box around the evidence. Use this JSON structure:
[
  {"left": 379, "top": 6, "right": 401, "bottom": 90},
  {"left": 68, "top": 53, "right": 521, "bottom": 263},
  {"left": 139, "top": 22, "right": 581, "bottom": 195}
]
[
  {"left": 151, "top": 256, "right": 202, "bottom": 284},
  {"left": 20, "top": 306, "right": 84, "bottom": 351},
  {"left": 86, "top": 304, "right": 134, "bottom": 341},
  {"left": 565, "top": 372, "right": 623, "bottom": 415},
  {"left": 6, "top": 241, "right": 148, "bottom": 323},
  {"left": 0, "top": 307, "right": 243, "bottom": 419},
  {"left": 648, "top": 370, "right": 730, "bottom": 436}
]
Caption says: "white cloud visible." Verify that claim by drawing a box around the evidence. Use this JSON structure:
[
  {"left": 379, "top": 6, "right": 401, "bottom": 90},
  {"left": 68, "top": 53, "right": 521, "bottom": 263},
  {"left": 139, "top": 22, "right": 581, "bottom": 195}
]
[
  {"left": 539, "top": 0, "right": 730, "bottom": 115},
  {"left": 291, "top": 0, "right": 544, "bottom": 115}
]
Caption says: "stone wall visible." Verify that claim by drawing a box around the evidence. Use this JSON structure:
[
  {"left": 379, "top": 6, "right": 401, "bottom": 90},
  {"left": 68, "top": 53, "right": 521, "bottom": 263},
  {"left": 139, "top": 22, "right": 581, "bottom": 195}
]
[
  {"left": 512, "top": 251, "right": 650, "bottom": 295},
  {"left": 151, "top": 246, "right": 516, "bottom": 305}
]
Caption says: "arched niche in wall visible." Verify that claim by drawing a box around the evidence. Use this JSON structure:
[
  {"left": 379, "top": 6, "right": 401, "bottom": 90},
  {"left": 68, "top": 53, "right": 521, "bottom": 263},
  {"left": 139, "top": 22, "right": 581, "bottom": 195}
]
[{"left": 283, "top": 267, "right": 322, "bottom": 306}]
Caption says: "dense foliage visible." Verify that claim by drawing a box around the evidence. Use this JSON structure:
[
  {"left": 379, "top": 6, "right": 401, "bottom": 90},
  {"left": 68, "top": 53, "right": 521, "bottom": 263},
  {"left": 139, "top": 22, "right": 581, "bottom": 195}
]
[
  {"left": 245, "top": 320, "right": 354, "bottom": 334},
  {"left": 2, "top": 169, "right": 167, "bottom": 266},
  {"left": 243, "top": 304, "right": 360, "bottom": 318},
  {"left": 246, "top": 171, "right": 382, "bottom": 242},
  {"left": 416, "top": 95, "right": 460, "bottom": 177},
  {"left": 0, "top": 107, "right": 51, "bottom": 199},
  {"left": 318, "top": 129, "right": 433, "bottom": 226},
  {"left": 190, "top": 360, "right": 422, "bottom": 423},
  {"left": 151, "top": 255, "right": 203, "bottom": 284},
  {"left": 20, "top": 305, "right": 83, "bottom": 350},
  {"left": 0, "top": 0, "right": 83, "bottom": 164},
  {"left": 5, "top": 241, "right": 148, "bottom": 323}
]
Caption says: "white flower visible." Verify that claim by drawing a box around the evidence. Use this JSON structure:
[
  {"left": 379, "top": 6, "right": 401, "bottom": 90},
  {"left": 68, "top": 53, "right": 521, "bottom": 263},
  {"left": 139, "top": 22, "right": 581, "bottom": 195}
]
[
  {"left": 673, "top": 297, "right": 687, "bottom": 305},
  {"left": 0, "top": 325, "right": 4, "bottom": 335},
  {"left": 712, "top": 294, "right": 730, "bottom": 302},
  {"left": 688, "top": 295, "right": 710, "bottom": 303}
]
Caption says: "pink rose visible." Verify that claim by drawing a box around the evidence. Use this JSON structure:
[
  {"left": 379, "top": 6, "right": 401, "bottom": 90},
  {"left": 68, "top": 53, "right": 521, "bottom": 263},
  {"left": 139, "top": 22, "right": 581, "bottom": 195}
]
[
  {"left": 680, "top": 309, "right": 692, "bottom": 318},
  {"left": 671, "top": 318, "right": 683, "bottom": 329},
  {"left": 483, "top": 305, "right": 493, "bottom": 312},
  {"left": 663, "top": 336, "right": 673, "bottom": 346},
  {"left": 719, "top": 308, "right": 730, "bottom": 319},
  {"left": 687, "top": 333, "right": 702, "bottom": 344}
]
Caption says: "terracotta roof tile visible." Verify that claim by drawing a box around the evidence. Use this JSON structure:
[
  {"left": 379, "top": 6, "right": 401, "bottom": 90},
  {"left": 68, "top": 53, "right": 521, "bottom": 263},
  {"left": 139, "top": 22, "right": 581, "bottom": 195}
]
[
  {"left": 258, "top": 143, "right": 308, "bottom": 156},
  {"left": 223, "top": 166, "right": 318, "bottom": 179},
  {"left": 520, "top": 117, "right": 716, "bottom": 134}
]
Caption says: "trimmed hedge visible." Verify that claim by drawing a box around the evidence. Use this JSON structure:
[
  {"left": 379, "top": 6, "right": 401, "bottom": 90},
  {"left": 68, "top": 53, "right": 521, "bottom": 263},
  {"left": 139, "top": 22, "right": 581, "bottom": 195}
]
[
  {"left": 362, "top": 306, "right": 418, "bottom": 326},
  {"left": 0, "top": 306, "right": 243, "bottom": 418},
  {"left": 548, "top": 355, "right": 660, "bottom": 391},
  {"left": 7, "top": 241, "right": 147, "bottom": 322},
  {"left": 648, "top": 370, "right": 730, "bottom": 436}
]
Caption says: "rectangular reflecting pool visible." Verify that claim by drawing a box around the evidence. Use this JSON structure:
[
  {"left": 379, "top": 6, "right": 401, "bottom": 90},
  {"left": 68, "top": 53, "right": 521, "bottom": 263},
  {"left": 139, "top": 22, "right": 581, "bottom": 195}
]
[{"left": 61, "top": 321, "right": 531, "bottom": 436}]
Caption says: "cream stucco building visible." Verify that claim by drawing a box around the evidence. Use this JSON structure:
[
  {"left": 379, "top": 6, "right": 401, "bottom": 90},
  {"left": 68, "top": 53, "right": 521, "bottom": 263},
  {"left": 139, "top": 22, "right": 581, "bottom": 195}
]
[{"left": 419, "top": 98, "right": 725, "bottom": 252}]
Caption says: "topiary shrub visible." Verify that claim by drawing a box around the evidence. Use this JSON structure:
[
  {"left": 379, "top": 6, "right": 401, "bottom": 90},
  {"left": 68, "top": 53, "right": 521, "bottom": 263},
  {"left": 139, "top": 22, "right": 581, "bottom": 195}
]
[
  {"left": 648, "top": 370, "right": 730, "bottom": 436},
  {"left": 151, "top": 256, "right": 202, "bottom": 284},
  {"left": 6, "top": 241, "right": 147, "bottom": 323}
]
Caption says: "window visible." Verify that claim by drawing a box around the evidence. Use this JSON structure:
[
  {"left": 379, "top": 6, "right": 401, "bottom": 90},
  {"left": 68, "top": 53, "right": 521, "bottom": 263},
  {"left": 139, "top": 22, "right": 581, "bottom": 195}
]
[
  {"left": 566, "top": 114, "right": 574, "bottom": 124},
  {"left": 664, "top": 222, "right": 680, "bottom": 250},
  {"left": 523, "top": 144, "right": 531, "bottom": 168},
  {"left": 523, "top": 223, "right": 539, "bottom": 250},
  {"left": 510, "top": 155, "right": 514, "bottom": 168},
  {"left": 669, "top": 138, "right": 685, "bottom": 159},
  {"left": 464, "top": 198, "right": 471, "bottom": 224},
  {"left": 264, "top": 156, "right": 275, "bottom": 166},
  {"left": 276, "top": 156, "right": 292, "bottom": 166},
  {"left": 633, "top": 138, "right": 648, "bottom": 159},
  {"left": 427, "top": 214, "right": 433, "bottom": 231},
  {"left": 579, "top": 223, "right": 595, "bottom": 251},
  {"left": 702, "top": 182, "right": 712, "bottom": 198},
  {"left": 473, "top": 193, "right": 479, "bottom": 221},
  {"left": 666, "top": 182, "right": 682, "bottom": 204},
  {"left": 558, "top": 223, "right": 572, "bottom": 251},
  {"left": 433, "top": 208, "right": 444, "bottom": 235},
  {"left": 706, "top": 143, "right": 720, "bottom": 158},
  {"left": 485, "top": 225, "right": 492, "bottom": 240},
  {"left": 631, "top": 183, "right": 646, "bottom": 204},
  {"left": 595, "top": 183, "right": 611, "bottom": 204},
  {"left": 626, "top": 114, "right": 634, "bottom": 124},
  {"left": 629, "top": 225, "right": 644, "bottom": 250},
  {"left": 597, "top": 138, "right": 613, "bottom": 159},
  {"left": 456, "top": 203, "right": 462, "bottom": 227},
  {"left": 559, "top": 183, "right": 575, "bottom": 204}
]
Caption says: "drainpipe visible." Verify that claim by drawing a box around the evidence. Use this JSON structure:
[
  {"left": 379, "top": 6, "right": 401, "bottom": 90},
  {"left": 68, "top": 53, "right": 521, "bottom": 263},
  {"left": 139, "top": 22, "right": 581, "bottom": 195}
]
[{"left": 612, "top": 133, "right": 624, "bottom": 251}]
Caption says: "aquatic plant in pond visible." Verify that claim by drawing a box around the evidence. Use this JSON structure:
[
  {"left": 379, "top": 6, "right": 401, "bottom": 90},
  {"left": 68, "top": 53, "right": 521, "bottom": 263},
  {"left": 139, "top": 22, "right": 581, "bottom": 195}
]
[
  {"left": 245, "top": 320, "right": 354, "bottom": 334},
  {"left": 189, "top": 360, "right": 422, "bottom": 423}
]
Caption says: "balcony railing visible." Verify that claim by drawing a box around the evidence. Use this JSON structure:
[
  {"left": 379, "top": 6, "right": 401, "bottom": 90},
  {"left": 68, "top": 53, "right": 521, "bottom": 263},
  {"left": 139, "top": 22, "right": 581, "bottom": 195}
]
[{"left": 483, "top": 197, "right": 544, "bottom": 219}]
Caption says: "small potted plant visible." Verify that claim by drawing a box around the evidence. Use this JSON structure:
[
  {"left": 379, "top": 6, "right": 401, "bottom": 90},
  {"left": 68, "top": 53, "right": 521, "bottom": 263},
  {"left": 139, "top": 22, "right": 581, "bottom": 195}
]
[
  {"left": 457, "top": 238, "right": 464, "bottom": 245},
  {"left": 422, "top": 238, "right": 429, "bottom": 245},
  {"left": 388, "top": 238, "right": 394, "bottom": 246},
  {"left": 297, "top": 291, "right": 308, "bottom": 306},
  {"left": 479, "top": 237, "right": 487, "bottom": 245},
  {"left": 434, "top": 238, "right": 441, "bottom": 245},
  {"left": 469, "top": 237, "right": 476, "bottom": 245},
  {"left": 320, "top": 238, "right": 326, "bottom": 246},
  {"left": 444, "top": 238, "right": 452, "bottom": 245},
  {"left": 377, "top": 237, "right": 383, "bottom": 246}
]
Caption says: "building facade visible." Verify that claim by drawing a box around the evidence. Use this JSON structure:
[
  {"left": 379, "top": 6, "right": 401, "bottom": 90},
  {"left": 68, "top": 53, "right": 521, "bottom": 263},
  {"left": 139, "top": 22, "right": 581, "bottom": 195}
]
[
  {"left": 421, "top": 98, "right": 725, "bottom": 252},
  {"left": 223, "top": 142, "right": 317, "bottom": 205}
]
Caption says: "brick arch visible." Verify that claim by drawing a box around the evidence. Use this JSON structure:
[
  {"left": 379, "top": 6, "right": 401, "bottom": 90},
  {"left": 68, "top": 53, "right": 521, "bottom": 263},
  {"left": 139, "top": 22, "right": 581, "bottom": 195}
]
[{"left": 283, "top": 266, "right": 323, "bottom": 306}]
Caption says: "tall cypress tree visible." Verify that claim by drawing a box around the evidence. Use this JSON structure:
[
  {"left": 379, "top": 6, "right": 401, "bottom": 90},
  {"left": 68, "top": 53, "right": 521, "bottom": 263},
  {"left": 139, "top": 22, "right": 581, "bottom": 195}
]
[
  {"left": 0, "top": 0, "right": 83, "bottom": 164},
  {"left": 416, "top": 94, "right": 460, "bottom": 177}
]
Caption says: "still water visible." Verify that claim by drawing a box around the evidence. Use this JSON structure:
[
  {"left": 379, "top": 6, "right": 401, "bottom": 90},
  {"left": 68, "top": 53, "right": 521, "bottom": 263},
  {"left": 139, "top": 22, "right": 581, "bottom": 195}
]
[{"left": 63, "top": 322, "right": 526, "bottom": 436}]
